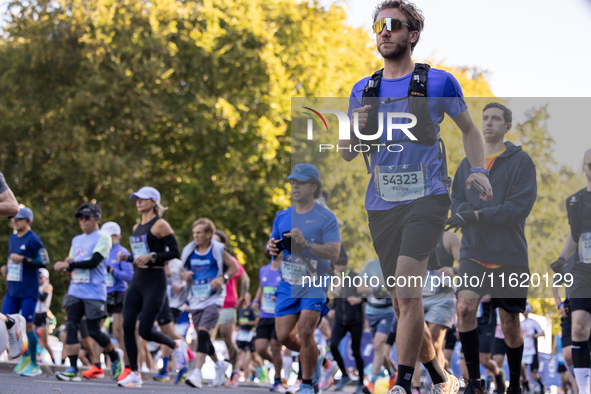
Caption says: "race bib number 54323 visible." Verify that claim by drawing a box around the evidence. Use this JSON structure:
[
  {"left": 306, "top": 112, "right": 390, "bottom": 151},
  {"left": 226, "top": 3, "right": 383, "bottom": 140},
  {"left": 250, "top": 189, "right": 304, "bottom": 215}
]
[{"left": 374, "top": 163, "right": 431, "bottom": 202}]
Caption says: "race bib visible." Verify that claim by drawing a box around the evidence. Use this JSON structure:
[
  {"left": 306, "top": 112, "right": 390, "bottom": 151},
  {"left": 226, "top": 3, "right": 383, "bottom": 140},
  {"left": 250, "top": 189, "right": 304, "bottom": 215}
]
[
  {"left": 476, "top": 302, "right": 483, "bottom": 318},
  {"left": 281, "top": 255, "right": 317, "bottom": 286},
  {"left": 262, "top": 286, "right": 276, "bottom": 314},
  {"left": 72, "top": 268, "right": 90, "bottom": 283},
  {"left": 579, "top": 232, "right": 591, "bottom": 264},
  {"left": 421, "top": 270, "right": 440, "bottom": 297},
  {"left": 374, "top": 163, "right": 431, "bottom": 202},
  {"left": 7, "top": 258, "right": 22, "bottom": 282},
  {"left": 105, "top": 272, "right": 114, "bottom": 287},
  {"left": 129, "top": 235, "right": 150, "bottom": 258},
  {"left": 237, "top": 329, "right": 255, "bottom": 342},
  {"left": 192, "top": 279, "right": 212, "bottom": 301}
]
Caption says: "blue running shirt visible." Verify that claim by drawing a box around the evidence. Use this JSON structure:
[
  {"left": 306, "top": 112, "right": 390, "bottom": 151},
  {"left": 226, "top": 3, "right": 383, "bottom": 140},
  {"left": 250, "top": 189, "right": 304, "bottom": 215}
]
[
  {"left": 7, "top": 230, "right": 48, "bottom": 299},
  {"left": 348, "top": 67, "right": 467, "bottom": 210},
  {"left": 270, "top": 203, "right": 341, "bottom": 298},
  {"left": 258, "top": 263, "right": 282, "bottom": 318}
]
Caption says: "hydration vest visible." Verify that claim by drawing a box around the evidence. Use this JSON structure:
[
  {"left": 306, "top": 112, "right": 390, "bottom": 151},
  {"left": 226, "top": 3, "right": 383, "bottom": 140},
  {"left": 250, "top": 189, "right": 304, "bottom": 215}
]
[{"left": 358, "top": 63, "right": 451, "bottom": 191}]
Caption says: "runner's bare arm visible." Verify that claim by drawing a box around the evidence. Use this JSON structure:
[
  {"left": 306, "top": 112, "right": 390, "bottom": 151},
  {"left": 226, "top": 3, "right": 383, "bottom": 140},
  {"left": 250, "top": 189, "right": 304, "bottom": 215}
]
[
  {"left": 0, "top": 188, "right": 19, "bottom": 217},
  {"left": 339, "top": 105, "right": 371, "bottom": 162},
  {"left": 559, "top": 232, "right": 577, "bottom": 260}
]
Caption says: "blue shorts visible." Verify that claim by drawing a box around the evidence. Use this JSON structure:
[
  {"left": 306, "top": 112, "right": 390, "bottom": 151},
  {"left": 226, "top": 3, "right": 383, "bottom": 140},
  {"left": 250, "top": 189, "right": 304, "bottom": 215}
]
[
  {"left": 367, "top": 312, "right": 395, "bottom": 337},
  {"left": 275, "top": 285, "right": 328, "bottom": 318},
  {"left": 2, "top": 295, "right": 37, "bottom": 323}
]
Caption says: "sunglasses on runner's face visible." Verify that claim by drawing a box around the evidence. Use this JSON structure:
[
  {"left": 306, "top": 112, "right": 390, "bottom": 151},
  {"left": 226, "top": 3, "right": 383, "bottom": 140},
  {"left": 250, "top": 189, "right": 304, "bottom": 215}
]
[
  {"left": 585, "top": 162, "right": 591, "bottom": 170},
  {"left": 76, "top": 214, "right": 93, "bottom": 221},
  {"left": 372, "top": 17, "right": 411, "bottom": 34}
]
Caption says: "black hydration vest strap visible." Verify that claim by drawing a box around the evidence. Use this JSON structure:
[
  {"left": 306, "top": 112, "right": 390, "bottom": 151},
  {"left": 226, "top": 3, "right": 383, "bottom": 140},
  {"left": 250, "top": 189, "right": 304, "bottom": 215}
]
[
  {"left": 359, "top": 63, "right": 441, "bottom": 174},
  {"left": 360, "top": 70, "right": 383, "bottom": 173}
]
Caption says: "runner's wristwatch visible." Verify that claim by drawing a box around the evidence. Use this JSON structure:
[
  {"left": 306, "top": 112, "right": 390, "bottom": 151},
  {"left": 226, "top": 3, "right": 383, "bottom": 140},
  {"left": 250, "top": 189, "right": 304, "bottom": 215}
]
[
  {"left": 150, "top": 252, "right": 157, "bottom": 262},
  {"left": 470, "top": 167, "right": 489, "bottom": 177},
  {"left": 223, "top": 274, "right": 230, "bottom": 283}
]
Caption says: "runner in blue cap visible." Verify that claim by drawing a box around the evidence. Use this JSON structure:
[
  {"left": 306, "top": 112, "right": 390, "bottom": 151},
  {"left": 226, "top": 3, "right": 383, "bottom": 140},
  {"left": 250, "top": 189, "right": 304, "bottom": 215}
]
[
  {"left": 1, "top": 206, "right": 50, "bottom": 377},
  {"left": 265, "top": 163, "right": 342, "bottom": 394},
  {"left": 0, "top": 171, "right": 26, "bottom": 367}
]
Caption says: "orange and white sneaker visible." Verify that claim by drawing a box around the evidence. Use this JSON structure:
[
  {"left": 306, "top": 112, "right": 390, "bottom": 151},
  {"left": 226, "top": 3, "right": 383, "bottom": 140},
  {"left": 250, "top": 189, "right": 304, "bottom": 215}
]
[
  {"left": 117, "top": 370, "right": 143, "bottom": 388},
  {"left": 367, "top": 382, "right": 375, "bottom": 394},
  {"left": 117, "top": 367, "right": 132, "bottom": 382},
  {"left": 7, "top": 314, "right": 28, "bottom": 359},
  {"left": 389, "top": 374, "right": 397, "bottom": 391},
  {"left": 82, "top": 365, "right": 105, "bottom": 379},
  {"left": 431, "top": 371, "right": 460, "bottom": 394}
]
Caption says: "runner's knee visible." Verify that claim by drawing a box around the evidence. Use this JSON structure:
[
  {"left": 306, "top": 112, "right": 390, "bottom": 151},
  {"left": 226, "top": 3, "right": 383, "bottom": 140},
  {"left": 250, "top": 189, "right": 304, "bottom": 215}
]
[
  {"left": 65, "top": 319, "right": 80, "bottom": 345},
  {"left": 138, "top": 320, "right": 155, "bottom": 340},
  {"left": 86, "top": 319, "right": 110, "bottom": 348},
  {"left": 197, "top": 330, "right": 211, "bottom": 354}
]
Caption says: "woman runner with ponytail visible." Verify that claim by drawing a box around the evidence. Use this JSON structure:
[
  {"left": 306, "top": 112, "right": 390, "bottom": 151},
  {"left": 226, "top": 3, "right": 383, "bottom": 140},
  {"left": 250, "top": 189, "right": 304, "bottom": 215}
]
[{"left": 117, "top": 187, "right": 187, "bottom": 388}]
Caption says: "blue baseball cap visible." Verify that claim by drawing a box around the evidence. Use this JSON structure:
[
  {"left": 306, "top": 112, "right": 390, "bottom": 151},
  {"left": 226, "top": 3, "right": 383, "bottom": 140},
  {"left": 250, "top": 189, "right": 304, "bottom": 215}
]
[
  {"left": 287, "top": 163, "right": 321, "bottom": 182},
  {"left": 15, "top": 207, "right": 34, "bottom": 223},
  {"left": 130, "top": 186, "right": 161, "bottom": 204}
]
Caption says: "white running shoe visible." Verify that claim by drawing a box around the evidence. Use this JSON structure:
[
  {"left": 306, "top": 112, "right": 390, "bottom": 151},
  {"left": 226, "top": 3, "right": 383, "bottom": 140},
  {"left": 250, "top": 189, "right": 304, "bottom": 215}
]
[
  {"left": 387, "top": 385, "right": 408, "bottom": 394},
  {"left": 319, "top": 360, "right": 338, "bottom": 390},
  {"left": 186, "top": 368, "right": 203, "bottom": 388},
  {"left": 431, "top": 370, "right": 460, "bottom": 394},
  {"left": 213, "top": 360, "right": 228, "bottom": 387},
  {"left": 117, "top": 370, "right": 143, "bottom": 388},
  {"left": 172, "top": 339, "right": 188, "bottom": 370},
  {"left": 7, "top": 315, "right": 28, "bottom": 359}
]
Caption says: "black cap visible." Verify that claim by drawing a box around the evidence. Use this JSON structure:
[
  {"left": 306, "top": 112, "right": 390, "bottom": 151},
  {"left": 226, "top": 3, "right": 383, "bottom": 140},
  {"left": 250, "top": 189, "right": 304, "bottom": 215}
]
[{"left": 75, "top": 202, "right": 102, "bottom": 218}]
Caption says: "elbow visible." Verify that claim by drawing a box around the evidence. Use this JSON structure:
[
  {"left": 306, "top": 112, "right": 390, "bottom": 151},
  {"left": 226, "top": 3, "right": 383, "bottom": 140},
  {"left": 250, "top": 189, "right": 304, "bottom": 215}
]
[
  {"left": 7, "top": 204, "right": 19, "bottom": 217},
  {"left": 331, "top": 250, "right": 340, "bottom": 263}
]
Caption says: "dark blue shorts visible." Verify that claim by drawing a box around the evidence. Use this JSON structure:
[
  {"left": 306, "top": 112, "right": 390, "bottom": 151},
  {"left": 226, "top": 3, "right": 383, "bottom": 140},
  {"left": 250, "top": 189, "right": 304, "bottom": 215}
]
[
  {"left": 2, "top": 295, "right": 37, "bottom": 323},
  {"left": 367, "top": 312, "right": 395, "bottom": 337}
]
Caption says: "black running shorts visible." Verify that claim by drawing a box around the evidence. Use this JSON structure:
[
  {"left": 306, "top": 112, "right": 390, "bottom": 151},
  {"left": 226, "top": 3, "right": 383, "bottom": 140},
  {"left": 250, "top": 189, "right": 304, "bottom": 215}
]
[{"left": 368, "top": 194, "right": 450, "bottom": 287}]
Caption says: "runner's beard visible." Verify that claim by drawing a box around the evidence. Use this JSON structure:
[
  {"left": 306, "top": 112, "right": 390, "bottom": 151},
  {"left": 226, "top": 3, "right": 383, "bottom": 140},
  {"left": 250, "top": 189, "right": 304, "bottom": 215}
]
[{"left": 378, "top": 35, "right": 410, "bottom": 60}]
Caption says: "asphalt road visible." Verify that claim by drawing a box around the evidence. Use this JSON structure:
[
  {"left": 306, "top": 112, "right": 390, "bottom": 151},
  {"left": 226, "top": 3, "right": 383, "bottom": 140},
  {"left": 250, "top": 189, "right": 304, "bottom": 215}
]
[{"left": 0, "top": 372, "right": 276, "bottom": 394}]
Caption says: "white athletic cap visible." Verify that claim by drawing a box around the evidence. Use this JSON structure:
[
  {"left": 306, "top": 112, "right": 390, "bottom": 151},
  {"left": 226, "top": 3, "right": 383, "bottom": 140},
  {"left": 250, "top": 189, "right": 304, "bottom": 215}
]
[
  {"left": 101, "top": 221, "right": 121, "bottom": 236},
  {"left": 525, "top": 303, "right": 532, "bottom": 313},
  {"left": 39, "top": 268, "right": 49, "bottom": 279},
  {"left": 129, "top": 186, "right": 161, "bottom": 204}
]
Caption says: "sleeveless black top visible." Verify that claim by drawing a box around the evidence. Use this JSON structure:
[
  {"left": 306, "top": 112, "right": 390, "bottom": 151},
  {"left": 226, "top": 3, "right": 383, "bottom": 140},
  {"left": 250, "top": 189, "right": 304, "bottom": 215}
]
[{"left": 132, "top": 216, "right": 167, "bottom": 268}]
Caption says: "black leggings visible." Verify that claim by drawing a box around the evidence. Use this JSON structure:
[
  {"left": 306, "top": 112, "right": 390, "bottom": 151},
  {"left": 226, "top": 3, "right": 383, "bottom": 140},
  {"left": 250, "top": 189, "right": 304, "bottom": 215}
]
[
  {"left": 123, "top": 268, "right": 176, "bottom": 371},
  {"left": 330, "top": 320, "right": 364, "bottom": 382},
  {"left": 65, "top": 303, "right": 110, "bottom": 348}
]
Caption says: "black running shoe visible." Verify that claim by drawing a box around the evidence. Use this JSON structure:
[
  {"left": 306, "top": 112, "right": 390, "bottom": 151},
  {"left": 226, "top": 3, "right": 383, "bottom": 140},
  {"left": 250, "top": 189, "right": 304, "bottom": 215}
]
[
  {"left": 464, "top": 379, "right": 486, "bottom": 394},
  {"left": 506, "top": 387, "right": 522, "bottom": 394},
  {"left": 495, "top": 370, "right": 506, "bottom": 394}
]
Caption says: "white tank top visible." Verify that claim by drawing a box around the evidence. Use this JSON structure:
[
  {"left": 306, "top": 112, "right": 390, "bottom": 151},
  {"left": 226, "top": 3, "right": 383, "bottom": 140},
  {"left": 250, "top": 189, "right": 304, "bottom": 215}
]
[{"left": 35, "top": 281, "right": 51, "bottom": 314}]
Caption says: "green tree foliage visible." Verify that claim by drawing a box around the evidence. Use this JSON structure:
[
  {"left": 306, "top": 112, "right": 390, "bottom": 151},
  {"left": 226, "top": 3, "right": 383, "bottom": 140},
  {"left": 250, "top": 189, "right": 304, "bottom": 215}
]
[{"left": 0, "top": 0, "right": 379, "bottom": 320}]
